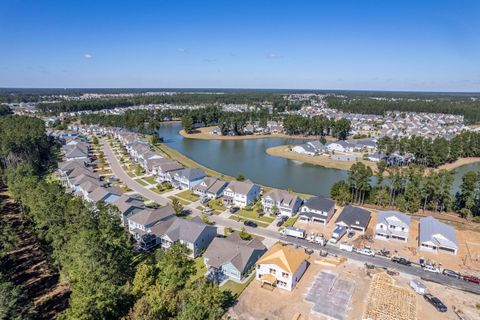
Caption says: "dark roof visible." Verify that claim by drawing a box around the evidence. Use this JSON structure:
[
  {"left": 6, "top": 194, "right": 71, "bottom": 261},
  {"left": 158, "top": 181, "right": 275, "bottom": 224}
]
[
  {"left": 302, "top": 196, "right": 335, "bottom": 212},
  {"left": 335, "top": 205, "right": 371, "bottom": 229}
]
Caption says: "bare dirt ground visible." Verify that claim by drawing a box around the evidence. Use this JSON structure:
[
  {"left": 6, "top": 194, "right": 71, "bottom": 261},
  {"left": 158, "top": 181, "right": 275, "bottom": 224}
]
[
  {"left": 1, "top": 189, "right": 70, "bottom": 319},
  {"left": 437, "top": 157, "right": 480, "bottom": 171},
  {"left": 295, "top": 206, "right": 480, "bottom": 274},
  {"left": 180, "top": 126, "right": 337, "bottom": 141},
  {"left": 228, "top": 256, "right": 480, "bottom": 320}
]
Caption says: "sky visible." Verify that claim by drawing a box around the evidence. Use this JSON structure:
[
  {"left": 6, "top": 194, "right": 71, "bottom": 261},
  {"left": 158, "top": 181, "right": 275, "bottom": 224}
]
[{"left": 0, "top": 0, "right": 479, "bottom": 91}]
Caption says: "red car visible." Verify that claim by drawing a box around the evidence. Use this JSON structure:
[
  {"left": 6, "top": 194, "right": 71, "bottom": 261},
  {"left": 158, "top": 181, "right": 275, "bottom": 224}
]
[{"left": 463, "top": 275, "right": 480, "bottom": 284}]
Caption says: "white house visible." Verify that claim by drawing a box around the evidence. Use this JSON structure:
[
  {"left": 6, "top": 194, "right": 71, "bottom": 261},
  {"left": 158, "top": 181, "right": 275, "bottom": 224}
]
[
  {"left": 419, "top": 216, "right": 458, "bottom": 255},
  {"left": 375, "top": 211, "right": 411, "bottom": 242},
  {"left": 261, "top": 188, "right": 303, "bottom": 217},
  {"left": 222, "top": 180, "right": 261, "bottom": 207},
  {"left": 256, "top": 243, "right": 308, "bottom": 291}
]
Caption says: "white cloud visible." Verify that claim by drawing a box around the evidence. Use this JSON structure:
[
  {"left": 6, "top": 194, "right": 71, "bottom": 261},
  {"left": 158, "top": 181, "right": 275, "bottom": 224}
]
[
  {"left": 176, "top": 47, "right": 186, "bottom": 53},
  {"left": 266, "top": 53, "right": 282, "bottom": 59},
  {"left": 84, "top": 53, "right": 93, "bottom": 59}
]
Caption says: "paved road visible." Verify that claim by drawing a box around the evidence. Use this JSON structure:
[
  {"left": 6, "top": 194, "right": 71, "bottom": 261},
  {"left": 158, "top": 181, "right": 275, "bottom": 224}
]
[
  {"left": 102, "top": 138, "right": 169, "bottom": 205},
  {"left": 103, "top": 137, "right": 480, "bottom": 295}
]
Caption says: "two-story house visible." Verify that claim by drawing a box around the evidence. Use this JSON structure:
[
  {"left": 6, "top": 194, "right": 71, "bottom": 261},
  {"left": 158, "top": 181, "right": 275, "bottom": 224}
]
[
  {"left": 203, "top": 233, "right": 266, "bottom": 282},
  {"left": 298, "top": 196, "right": 335, "bottom": 225},
  {"left": 419, "top": 216, "right": 458, "bottom": 255},
  {"left": 261, "top": 188, "right": 303, "bottom": 217},
  {"left": 335, "top": 205, "right": 371, "bottom": 234},
  {"left": 222, "top": 180, "right": 261, "bottom": 207},
  {"left": 375, "top": 211, "right": 411, "bottom": 242},
  {"left": 155, "top": 161, "right": 184, "bottom": 183},
  {"left": 256, "top": 242, "right": 308, "bottom": 291},
  {"left": 153, "top": 216, "right": 217, "bottom": 258},
  {"left": 171, "top": 168, "right": 206, "bottom": 190},
  {"left": 112, "top": 195, "right": 145, "bottom": 227},
  {"left": 192, "top": 177, "right": 228, "bottom": 199}
]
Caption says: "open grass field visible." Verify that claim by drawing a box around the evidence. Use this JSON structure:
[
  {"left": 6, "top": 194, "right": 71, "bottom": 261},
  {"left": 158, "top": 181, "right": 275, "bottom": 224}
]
[
  {"left": 237, "top": 208, "right": 275, "bottom": 223},
  {"left": 176, "top": 190, "right": 200, "bottom": 202},
  {"left": 228, "top": 215, "right": 269, "bottom": 228}
]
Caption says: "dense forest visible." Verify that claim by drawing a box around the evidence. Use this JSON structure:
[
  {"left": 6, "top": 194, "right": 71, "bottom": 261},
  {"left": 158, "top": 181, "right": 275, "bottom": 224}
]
[
  {"left": 0, "top": 105, "right": 12, "bottom": 116},
  {"left": 0, "top": 114, "right": 229, "bottom": 319},
  {"left": 377, "top": 131, "right": 480, "bottom": 167},
  {"left": 327, "top": 96, "right": 480, "bottom": 124},
  {"left": 331, "top": 162, "right": 480, "bottom": 219}
]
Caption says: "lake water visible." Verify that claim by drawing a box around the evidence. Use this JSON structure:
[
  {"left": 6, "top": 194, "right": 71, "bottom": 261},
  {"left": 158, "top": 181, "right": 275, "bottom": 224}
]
[{"left": 158, "top": 122, "right": 479, "bottom": 197}]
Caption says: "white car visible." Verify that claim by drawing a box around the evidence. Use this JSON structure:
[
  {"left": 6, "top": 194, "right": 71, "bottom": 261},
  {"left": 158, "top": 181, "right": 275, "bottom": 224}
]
[
  {"left": 356, "top": 247, "right": 375, "bottom": 256},
  {"left": 423, "top": 265, "right": 441, "bottom": 273}
]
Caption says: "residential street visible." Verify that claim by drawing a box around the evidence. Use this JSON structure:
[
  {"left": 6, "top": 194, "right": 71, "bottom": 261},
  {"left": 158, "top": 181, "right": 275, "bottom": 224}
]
[{"left": 102, "top": 138, "right": 480, "bottom": 295}]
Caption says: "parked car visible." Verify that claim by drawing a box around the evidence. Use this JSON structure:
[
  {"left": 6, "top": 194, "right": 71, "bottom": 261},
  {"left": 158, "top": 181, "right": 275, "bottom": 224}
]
[
  {"left": 423, "top": 294, "right": 448, "bottom": 312},
  {"left": 423, "top": 265, "right": 441, "bottom": 273},
  {"left": 442, "top": 269, "right": 462, "bottom": 279},
  {"left": 391, "top": 256, "right": 412, "bottom": 266},
  {"left": 229, "top": 206, "right": 240, "bottom": 213},
  {"left": 463, "top": 275, "right": 480, "bottom": 284},
  {"left": 356, "top": 247, "right": 375, "bottom": 257},
  {"left": 202, "top": 208, "right": 214, "bottom": 216},
  {"left": 243, "top": 221, "right": 258, "bottom": 228},
  {"left": 347, "top": 231, "right": 355, "bottom": 238},
  {"left": 200, "top": 197, "right": 209, "bottom": 204},
  {"left": 276, "top": 219, "right": 285, "bottom": 227}
]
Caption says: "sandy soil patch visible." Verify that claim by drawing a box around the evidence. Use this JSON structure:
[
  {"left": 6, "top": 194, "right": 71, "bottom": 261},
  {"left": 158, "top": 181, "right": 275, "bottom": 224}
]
[
  {"left": 266, "top": 145, "right": 380, "bottom": 173},
  {"left": 437, "top": 157, "right": 480, "bottom": 171},
  {"left": 180, "top": 126, "right": 337, "bottom": 141}
]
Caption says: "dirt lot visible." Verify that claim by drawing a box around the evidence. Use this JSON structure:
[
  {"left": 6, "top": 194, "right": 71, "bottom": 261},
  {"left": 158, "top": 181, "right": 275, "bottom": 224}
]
[
  {"left": 295, "top": 207, "right": 480, "bottom": 274},
  {"left": 228, "top": 256, "right": 480, "bottom": 320}
]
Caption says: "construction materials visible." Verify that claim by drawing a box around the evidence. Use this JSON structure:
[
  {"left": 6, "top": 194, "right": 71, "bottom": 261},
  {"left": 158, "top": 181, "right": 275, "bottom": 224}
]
[{"left": 364, "top": 272, "right": 417, "bottom": 320}]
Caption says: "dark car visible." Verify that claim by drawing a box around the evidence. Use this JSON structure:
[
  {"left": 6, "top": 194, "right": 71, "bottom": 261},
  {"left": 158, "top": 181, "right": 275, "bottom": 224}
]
[
  {"left": 229, "top": 206, "right": 240, "bottom": 213},
  {"left": 423, "top": 294, "right": 448, "bottom": 312},
  {"left": 442, "top": 269, "right": 462, "bottom": 279},
  {"left": 276, "top": 219, "right": 285, "bottom": 227},
  {"left": 391, "top": 256, "right": 412, "bottom": 266},
  {"left": 243, "top": 221, "right": 258, "bottom": 228},
  {"left": 347, "top": 231, "right": 355, "bottom": 238},
  {"left": 463, "top": 275, "right": 480, "bottom": 284}
]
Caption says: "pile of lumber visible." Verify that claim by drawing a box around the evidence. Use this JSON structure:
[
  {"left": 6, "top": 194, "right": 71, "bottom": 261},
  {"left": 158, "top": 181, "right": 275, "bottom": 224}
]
[
  {"left": 363, "top": 272, "right": 416, "bottom": 320},
  {"left": 314, "top": 256, "right": 347, "bottom": 267}
]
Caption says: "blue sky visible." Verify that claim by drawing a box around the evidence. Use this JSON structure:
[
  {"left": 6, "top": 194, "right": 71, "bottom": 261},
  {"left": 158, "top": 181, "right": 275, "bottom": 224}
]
[{"left": 0, "top": 0, "right": 479, "bottom": 91}]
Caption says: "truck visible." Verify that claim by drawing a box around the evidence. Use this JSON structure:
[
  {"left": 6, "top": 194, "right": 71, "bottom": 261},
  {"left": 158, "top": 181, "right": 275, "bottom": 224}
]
[
  {"left": 283, "top": 226, "right": 306, "bottom": 239},
  {"left": 339, "top": 242, "right": 353, "bottom": 252},
  {"left": 329, "top": 225, "right": 347, "bottom": 244},
  {"left": 307, "top": 233, "right": 326, "bottom": 246}
]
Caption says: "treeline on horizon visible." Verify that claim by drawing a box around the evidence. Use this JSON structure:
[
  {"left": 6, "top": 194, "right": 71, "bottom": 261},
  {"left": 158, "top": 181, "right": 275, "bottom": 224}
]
[
  {"left": 0, "top": 113, "right": 231, "bottom": 319},
  {"left": 327, "top": 96, "right": 480, "bottom": 123}
]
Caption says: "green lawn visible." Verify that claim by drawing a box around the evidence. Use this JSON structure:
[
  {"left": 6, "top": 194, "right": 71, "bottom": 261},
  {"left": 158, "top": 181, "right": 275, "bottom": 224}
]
[
  {"left": 168, "top": 196, "right": 190, "bottom": 206},
  {"left": 143, "top": 176, "right": 157, "bottom": 184},
  {"left": 237, "top": 208, "right": 274, "bottom": 223},
  {"left": 127, "top": 171, "right": 136, "bottom": 177},
  {"left": 228, "top": 215, "right": 268, "bottom": 228},
  {"left": 220, "top": 273, "right": 255, "bottom": 298},
  {"left": 134, "top": 178, "right": 149, "bottom": 186},
  {"left": 120, "top": 185, "right": 132, "bottom": 193},
  {"left": 176, "top": 190, "right": 200, "bottom": 202},
  {"left": 206, "top": 198, "right": 226, "bottom": 212},
  {"left": 284, "top": 216, "right": 298, "bottom": 227}
]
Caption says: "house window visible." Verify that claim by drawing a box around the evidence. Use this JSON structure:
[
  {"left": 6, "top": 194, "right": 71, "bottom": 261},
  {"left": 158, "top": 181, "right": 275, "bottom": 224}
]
[
  {"left": 269, "top": 268, "right": 276, "bottom": 275},
  {"left": 257, "top": 265, "right": 260, "bottom": 269},
  {"left": 379, "top": 225, "right": 383, "bottom": 229},
  {"left": 282, "top": 272, "right": 289, "bottom": 278}
]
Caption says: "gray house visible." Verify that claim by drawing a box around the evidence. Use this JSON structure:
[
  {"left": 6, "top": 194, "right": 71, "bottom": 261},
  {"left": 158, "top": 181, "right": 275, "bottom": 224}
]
[
  {"left": 154, "top": 216, "right": 217, "bottom": 258},
  {"left": 172, "top": 168, "right": 206, "bottom": 190},
  {"left": 192, "top": 177, "right": 228, "bottom": 199},
  {"left": 112, "top": 195, "right": 145, "bottom": 227},
  {"left": 335, "top": 205, "right": 371, "bottom": 233},
  {"left": 375, "top": 211, "right": 411, "bottom": 242},
  {"left": 298, "top": 196, "right": 335, "bottom": 225},
  {"left": 203, "top": 233, "right": 266, "bottom": 282},
  {"left": 419, "top": 216, "right": 458, "bottom": 255}
]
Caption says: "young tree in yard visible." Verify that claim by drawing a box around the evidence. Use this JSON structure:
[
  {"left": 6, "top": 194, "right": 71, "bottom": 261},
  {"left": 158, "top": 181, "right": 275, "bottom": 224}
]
[
  {"left": 235, "top": 174, "right": 245, "bottom": 181},
  {"left": 172, "top": 198, "right": 184, "bottom": 215},
  {"left": 239, "top": 228, "right": 252, "bottom": 240}
]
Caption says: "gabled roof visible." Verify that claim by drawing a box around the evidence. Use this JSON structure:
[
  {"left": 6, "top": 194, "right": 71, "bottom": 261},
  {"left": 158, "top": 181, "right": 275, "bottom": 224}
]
[
  {"left": 419, "top": 216, "right": 458, "bottom": 249},
  {"left": 335, "top": 205, "right": 371, "bottom": 229},
  {"left": 302, "top": 196, "right": 335, "bottom": 212},
  {"left": 88, "top": 186, "right": 121, "bottom": 202},
  {"left": 203, "top": 234, "right": 266, "bottom": 272},
  {"left": 263, "top": 188, "right": 301, "bottom": 209},
  {"left": 377, "top": 211, "right": 411, "bottom": 228},
  {"left": 257, "top": 242, "right": 307, "bottom": 274},
  {"left": 79, "top": 180, "right": 101, "bottom": 193},
  {"left": 158, "top": 216, "right": 215, "bottom": 243},
  {"left": 112, "top": 195, "right": 144, "bottom": 214},
  {"left": 128, "top": 205, "right": 175, "bottom": 226},
  {"left": 64, "top": 146, "right": 88, "bottom": 159},
  {"left": 225, "top": 180, "right": 258, "bottom": 195},
  {"left": 175, "top": 168, "right": 205, "bottom": 181},
  {"left": 156, "top": 160, "right": 184, "bottom": 173}
]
